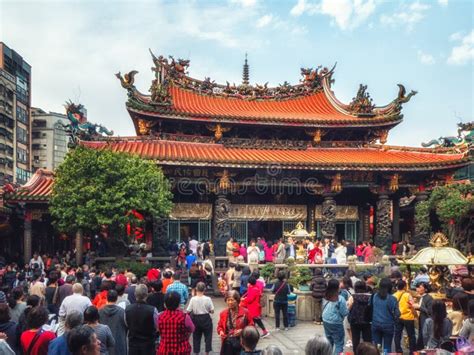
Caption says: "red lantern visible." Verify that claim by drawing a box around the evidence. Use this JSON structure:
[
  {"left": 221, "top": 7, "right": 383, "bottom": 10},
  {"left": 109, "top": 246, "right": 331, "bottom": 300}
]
[{"left": 126, "top": 210, "right": 145, "bottom": 240}]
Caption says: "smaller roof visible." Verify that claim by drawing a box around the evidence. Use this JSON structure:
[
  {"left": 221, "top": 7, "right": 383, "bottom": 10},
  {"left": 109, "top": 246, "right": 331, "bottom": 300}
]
[
  {"left": 400, "top": 233, "right": 468, "bottom": 265},
  {"left": 4, "top": 169, "right": 54, "bottom": 203}
]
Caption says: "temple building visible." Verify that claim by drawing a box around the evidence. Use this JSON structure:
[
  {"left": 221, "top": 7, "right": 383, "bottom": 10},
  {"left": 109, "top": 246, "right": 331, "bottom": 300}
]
[{"left": 3, "top": 53, "right": 471, "bottom": 259}]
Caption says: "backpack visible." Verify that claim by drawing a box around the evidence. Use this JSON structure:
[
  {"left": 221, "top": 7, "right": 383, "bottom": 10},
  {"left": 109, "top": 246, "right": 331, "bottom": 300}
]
[{"left": 348, "top": 293, "right": 371, "bottom": 325}]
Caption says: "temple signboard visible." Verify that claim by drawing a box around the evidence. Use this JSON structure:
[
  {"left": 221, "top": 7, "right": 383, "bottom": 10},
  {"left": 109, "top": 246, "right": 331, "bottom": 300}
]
[
  {"left": 315, "top": 205, "right": 358, "bottom": 221},
  {"left": 229, "top": 204, "right": 307, "bottom": 221}
]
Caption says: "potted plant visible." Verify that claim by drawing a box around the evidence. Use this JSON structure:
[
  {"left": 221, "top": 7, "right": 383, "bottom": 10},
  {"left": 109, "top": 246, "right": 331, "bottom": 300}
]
[
  {"left": 289, "top": 266, "right": 313, "bottom": 291},
  {"left": 260, "top": 263, "right": 276, "bottom": 288}
]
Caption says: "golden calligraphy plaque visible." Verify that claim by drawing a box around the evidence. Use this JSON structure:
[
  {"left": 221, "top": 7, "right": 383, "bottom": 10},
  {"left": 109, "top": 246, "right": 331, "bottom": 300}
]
[
  {"left": 314, "top": 205, "right": 358, "bottom": 221},
  {"left": 169, "top": 203, "right": 212, "bottom": 220},
  {"left": 229, "top": 204, "right": 307, "bottom": 221}
]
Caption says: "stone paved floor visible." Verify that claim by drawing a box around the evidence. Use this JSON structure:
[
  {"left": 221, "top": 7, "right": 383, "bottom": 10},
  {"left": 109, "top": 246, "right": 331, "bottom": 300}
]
[{"left": 198, "top": 297, "right": 327, "bottom": 355}]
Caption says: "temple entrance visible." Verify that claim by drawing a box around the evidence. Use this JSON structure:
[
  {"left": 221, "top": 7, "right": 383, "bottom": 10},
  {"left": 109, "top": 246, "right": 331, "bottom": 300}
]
[
  {"left": 168, "top": 220, "right": 211, "bottom": 242},
  {"left": 248, "top": 221, "right": 282, "bottom": 243}
]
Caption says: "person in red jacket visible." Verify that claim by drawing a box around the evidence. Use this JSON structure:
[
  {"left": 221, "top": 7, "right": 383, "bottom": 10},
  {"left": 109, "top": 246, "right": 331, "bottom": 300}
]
[
  {"left": 217, "top": 290, "right": 254, "bottom": 355},
  {"left": 240, "top": 276, "right": 269, "bottom": 338},
  {"left": 92, "top": 281, "right": 112, "bottom": 310},
  {"left": 20, "top": 306, "right": 56, "bottom": 355},
  {"left": 157, "top": 291, "right": 194, "bottom": 355}
]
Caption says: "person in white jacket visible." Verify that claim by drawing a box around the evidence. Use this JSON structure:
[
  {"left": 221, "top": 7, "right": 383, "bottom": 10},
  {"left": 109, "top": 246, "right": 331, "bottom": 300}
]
[
  {"left": 334, "top": 241, "right": 347, "bottom": 265},
  {"left": 247, "top": 240, "right": 260, "bottom": 264}
]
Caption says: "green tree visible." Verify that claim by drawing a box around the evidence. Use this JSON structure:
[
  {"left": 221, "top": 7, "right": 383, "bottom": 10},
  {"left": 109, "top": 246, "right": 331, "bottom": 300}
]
[
  {"left": 50, "top": 146, "right": 173, "bottom": 255},
  {"left": 415, "top": 183, "right": 473, "bottom": 250}
]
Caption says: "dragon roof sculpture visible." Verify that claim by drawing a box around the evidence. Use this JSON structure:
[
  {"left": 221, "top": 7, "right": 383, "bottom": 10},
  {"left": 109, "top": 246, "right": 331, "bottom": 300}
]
[{"left": 63, "top": 101, "right": 113, "bottom": 145}]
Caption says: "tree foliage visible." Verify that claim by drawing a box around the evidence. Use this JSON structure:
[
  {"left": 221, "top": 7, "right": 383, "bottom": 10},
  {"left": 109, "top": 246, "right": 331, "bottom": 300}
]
[
  {"left": 50, "top": 146, "right": 173, "bottom": 236},
  {"left": 415, "top": 183, "right": 473, "bottom": 249}
]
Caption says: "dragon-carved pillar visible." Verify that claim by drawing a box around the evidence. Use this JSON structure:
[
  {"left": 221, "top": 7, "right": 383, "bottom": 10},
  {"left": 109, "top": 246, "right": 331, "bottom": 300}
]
[
  {"left": 321, "top": 194, "right": 337, "bottom": 239},
  {"left": 213, "top": 193, "right": 231, "bottom": 256},
  {"left": 152, "top": 217, "right": 169, "bottom": 256},
  {"left": 375, "top": 193, "right": 392, "bottom": 253},
  {"left": 413, "top": 191, "right": 430, "bottom": 249}
]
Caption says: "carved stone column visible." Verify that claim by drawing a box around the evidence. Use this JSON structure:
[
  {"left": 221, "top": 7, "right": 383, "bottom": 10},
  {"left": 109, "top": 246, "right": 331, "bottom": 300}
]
[
  {"left": 413, "top": 192, "right": 430, "bottom": 249},
  {"left": 24, "top": 211, "right": 32, "bottom": 265},
  {"left": 375, "top": 193, "right": 392, "bottom": 252},
  {"left": 321, "top": 194, "right": 336, "bottom": 239},
  {"left": 213, "top": 193, "right": 231, "bottom": 256},
  {"left": 152, "top": 217, "right": 169, "bottom": 256}
]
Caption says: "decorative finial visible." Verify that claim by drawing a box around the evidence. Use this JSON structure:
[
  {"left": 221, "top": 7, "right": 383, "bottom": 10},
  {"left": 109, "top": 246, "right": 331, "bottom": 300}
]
[{"left": 242, "top": 53, "right": 249, "bottom": 86}]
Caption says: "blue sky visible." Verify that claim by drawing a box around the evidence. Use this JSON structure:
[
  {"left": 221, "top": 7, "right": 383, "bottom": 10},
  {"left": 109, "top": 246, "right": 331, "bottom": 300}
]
[{"left": 1, "top": 0, "right": 472, "bottom": 146}]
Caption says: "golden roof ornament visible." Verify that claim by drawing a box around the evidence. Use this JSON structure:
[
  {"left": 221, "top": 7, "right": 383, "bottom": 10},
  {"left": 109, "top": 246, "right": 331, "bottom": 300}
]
[
  {"left": 429, "top": 232, "right": 449, "bottom": 247},
  {"left": 283, "top": 222, "right": 316, "bottom": 240},
  {"left": 400, "top": 232, "right": 468, "bottom": 265}
]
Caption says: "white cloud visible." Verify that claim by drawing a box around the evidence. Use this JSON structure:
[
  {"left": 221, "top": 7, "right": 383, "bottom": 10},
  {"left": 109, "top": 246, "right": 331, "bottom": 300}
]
[
  {"left": 438, "top": 0, "right": 448, "bottom": 7},
  {"left": 256, "top": 14, "right": 273, "bottom": 28},
  {"left": 290, "top": 0, "right": 318, "bottom": 16},
  {"left": 380, "top": 1, "right": 430, "bottom": 31},
  {"left": 230, "top": 0, "right": 257, "bottom": 8},
  {"left": 449, "top": 31, "right": 463, "bottom": 41},
  {"left": 417, "top": 50, "right": 435, "bottom": 65},
  {"left": 447, "top": 30, "right": 474, "bottom": 65},
  {"left": 290, "top": 0, "right": 376, "bottom": 30}
]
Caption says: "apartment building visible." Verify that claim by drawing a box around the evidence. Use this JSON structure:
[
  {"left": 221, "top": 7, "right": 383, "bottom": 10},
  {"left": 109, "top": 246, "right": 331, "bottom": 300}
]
[
  {"left": 31, "top": 107, "right": 68, "bottom": 171},
  {"left": 0, "top": 42, "right": 32, "bottom": 185}
]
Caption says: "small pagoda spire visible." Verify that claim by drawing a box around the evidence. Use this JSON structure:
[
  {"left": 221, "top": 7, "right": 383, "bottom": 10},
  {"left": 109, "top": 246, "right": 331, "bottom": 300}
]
[{"left": 242, "top": 53, "right": 249, "bottom": 86}]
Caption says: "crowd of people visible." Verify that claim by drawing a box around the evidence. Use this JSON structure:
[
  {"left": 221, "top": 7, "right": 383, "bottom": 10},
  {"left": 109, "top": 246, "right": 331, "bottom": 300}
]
[
  {"left": 0, "top": 238, "right": 472, "bottom": 354},
  {"left": 311, "top": 268, "right": 474, "bottom": 354},
  {"left": 224, "top": 236, "right": 417, "bottom": 266}
]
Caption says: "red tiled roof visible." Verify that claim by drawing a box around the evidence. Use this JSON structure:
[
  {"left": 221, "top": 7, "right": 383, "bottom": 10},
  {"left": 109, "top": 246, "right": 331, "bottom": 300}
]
[
  {"left": 128, "top": 85, "right": 400, "bottom": 126},
  {"left": 4, "top": 169, "right": 54, "bottom": 202},
  {"left": 82, "top": 139, "right": 468, "bottom": 171}
]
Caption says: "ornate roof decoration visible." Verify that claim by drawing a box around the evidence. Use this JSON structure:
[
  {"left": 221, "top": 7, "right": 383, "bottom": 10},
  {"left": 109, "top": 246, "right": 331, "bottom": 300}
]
[
  {"left": 3, "top": 169, "right": 54, "bottom": 203},
  {"left": 348, "top": 84, "right": 375, "bottom": 116},
  {"left": 422, "top": 121, "right": 474, "bottom": 150},
  {"left": 116, "top": 52, "right": 418, "bottom": 129},
  {"left": 62, "top": 101, "right": 113, "bottom": 145},
  {"left": 81, "top": 138, "right": 469, "bottom": 171}
]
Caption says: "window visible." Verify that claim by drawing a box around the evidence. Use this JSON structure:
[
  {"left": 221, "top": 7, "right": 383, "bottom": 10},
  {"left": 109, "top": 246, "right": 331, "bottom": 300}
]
[
  {"left": 16, "top": 87, "right": 28, "bottom": 104},
  {"left": 17, "top": 147, "right": 27, "bottom": 163},
  {"left": 33, "top": 119, "right": 46, "bottom": 128},
  {"left": 32, "top": 131, "right": 41, "bottom": 139},
  {"left": 16, "top": 106, "right": 28, "bottom": 124},
  {"left": 16, "top": 167, "right": 31, "bottom": 185},
  {"left": 32, "top": 143, "right": 41, "bottom": 150},
  {"left": 16, "top": 126, "right": 27, "bottom": 143}
]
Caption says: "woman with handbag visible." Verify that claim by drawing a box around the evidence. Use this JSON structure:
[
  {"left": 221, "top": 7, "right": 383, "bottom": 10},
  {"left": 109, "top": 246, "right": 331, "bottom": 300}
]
[
  {"left": 217, "top": 290, "right": 254, "bottom": 355},
  {"left": 20, "top": 306, "right": 56, "bottom": 355},
  {"left": 393, "top": 279, "right": 417, "bottom": 354},
  {"left": 187, "top": 282, "right": 214, "bottom": 355},
  {"left": 322, "top": 279, "right": 348, "bottom": 355},
  {"left": 240, "top": 276, "right": 269, "bottom": 338},
  {"left": 272, "top": 271, "right": 292, "bottom": 330}
]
